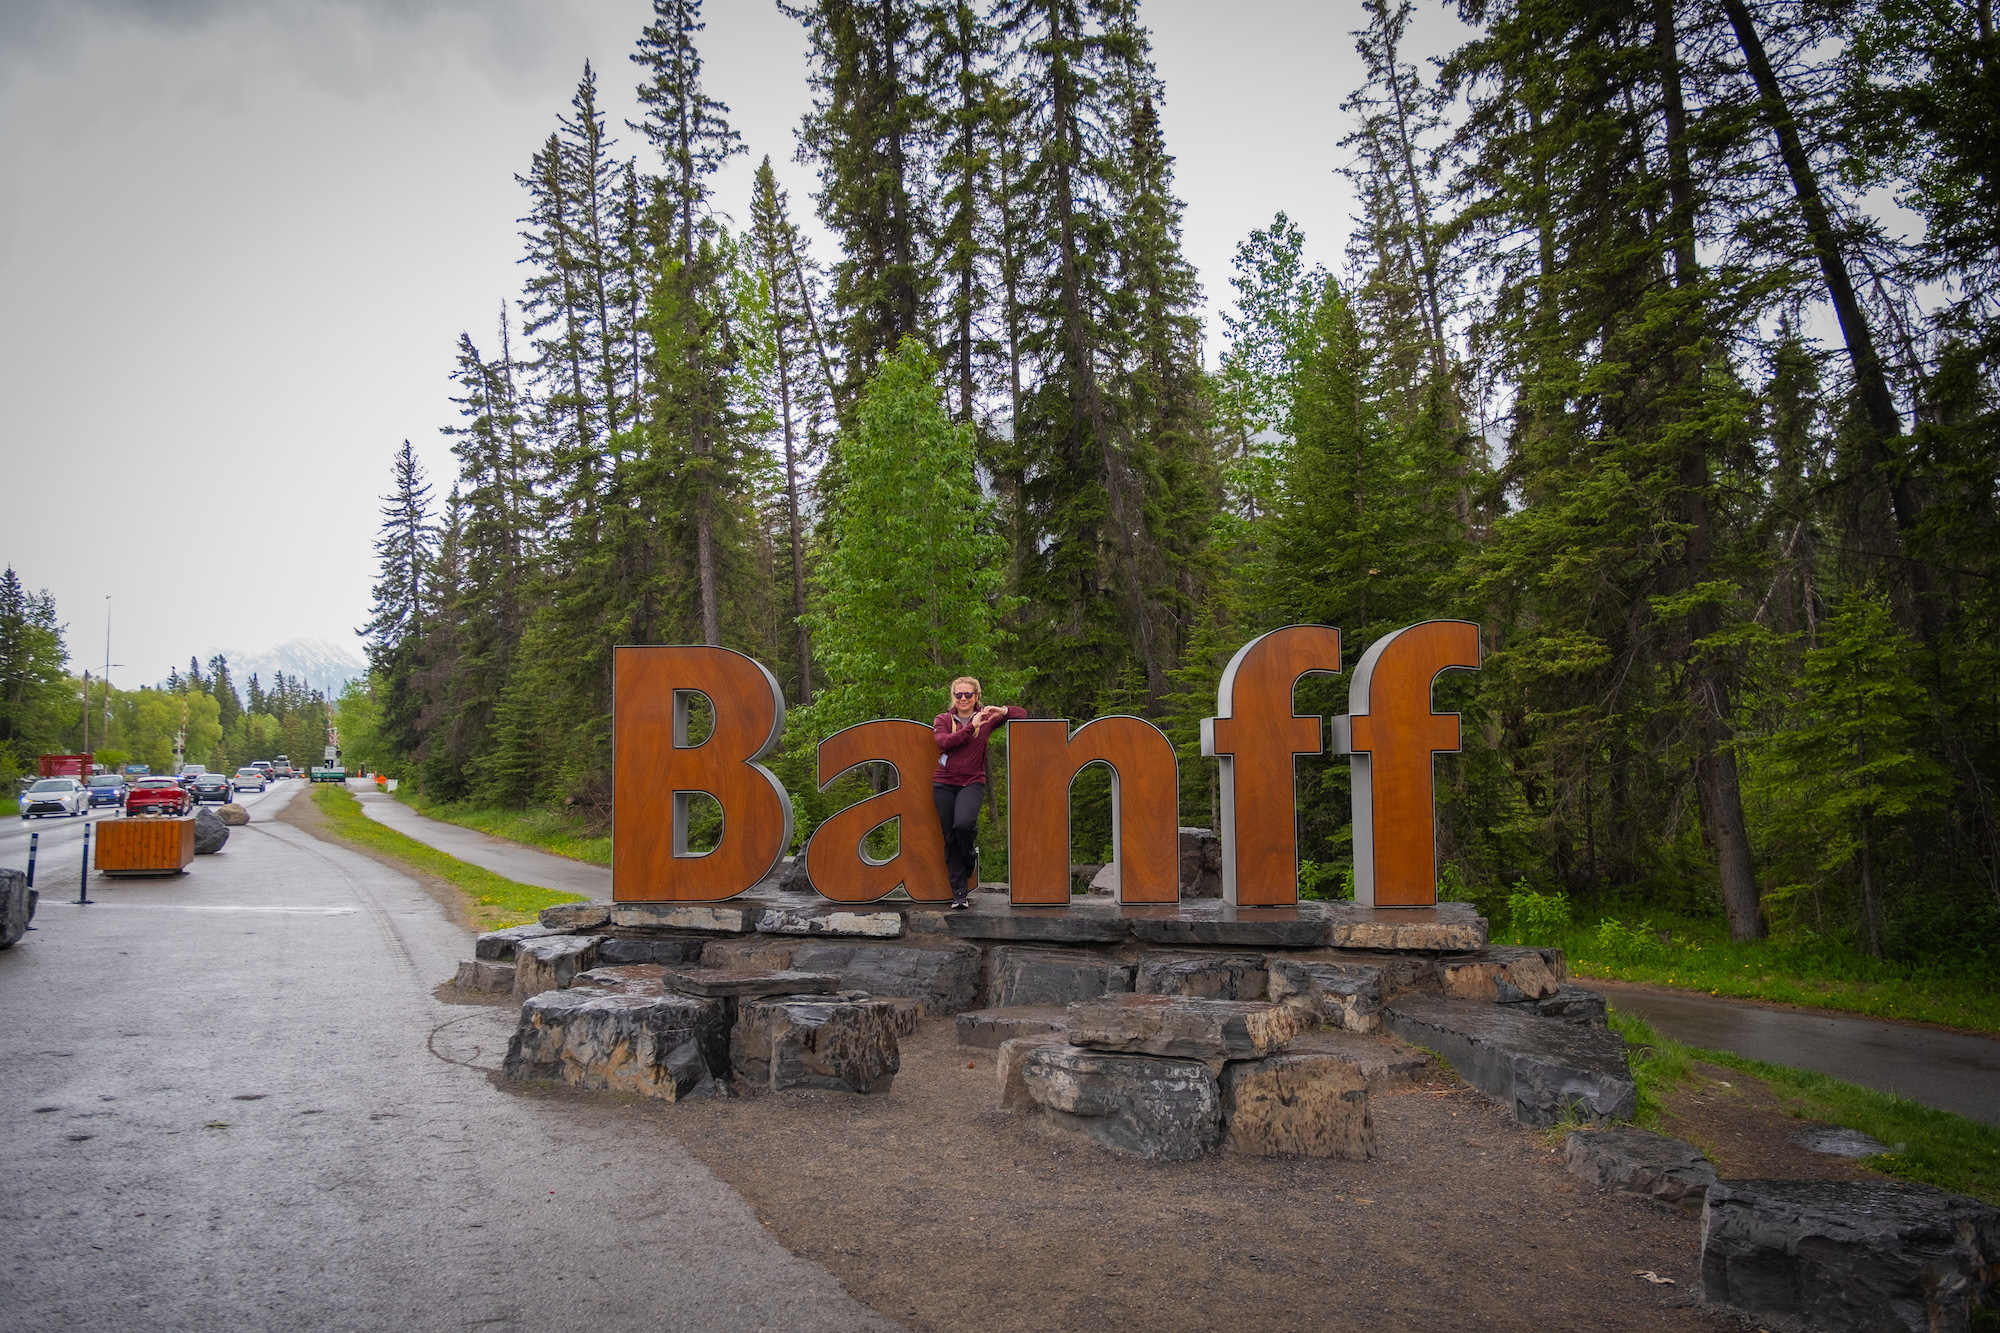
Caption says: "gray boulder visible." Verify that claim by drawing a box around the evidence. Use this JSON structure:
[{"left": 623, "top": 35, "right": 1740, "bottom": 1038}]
[
  {"left": 505, "top": 987, "right": 729, "bottom": 1100},
  {"left": 0, "top": 868, "right": 36, "bottom": 949},
  {"left": 1700, "top": 1179, "right": 2000, "bottom": 1332},
  {"left": 1441, "top": 947, "right": 1563, "bottom": 1003},
  {"left": 193, "top": 807, "right": 230, "bottom": 855},
  {"left": 1501, "top": 984, "right": 1607, "bottom": 1027},
  {"left": 957, "top": 1006, "right": 1071, "bottom": 1049},
  {"left": 731, "top": 996, "right": 900, "bottom": 1094},
  {"left": 450, "top": 959, "right": 516, "bottom": 993},
  {"left": 1178, "top": 827, "right": 1223, "bottom": 898},
  {"left": 538, "top": 901, "right": 611, "bottom": 930},
  {"left": 988, "top": 946, "right": 1133, "bottom": 1007},
  {"left": 1221, "top": 1053, "right": 1377, "bottom": 1159},
  {"left": 215, "top": 803, "right": 250, "bottom": 827},
  {"left": 1020, "top": 1044, "right": 1223, "bottom": 1161},
  {"left": 777, "top": 855, "right": 813, "bottom": 895},
  {"left": 1065, "top": 993, "right": 1305, "bottom": 1063},
  {"left": 789, "top": 940, "right": 982, "bottom": 1012},
  {"left": 996, "top": 1033, "right": 1070, "bottom": 1109},
  {"left": 597, "top": 935, "right": 709, "bottom": 967},
  {"left": 512, "top": 934, "right": 604, "bottom": 997},
  {"left": 661, "top": 967, "right": 839, "bottom": 998},
  {"left": 1565, "top": 1126, "right": 1716, "bottom": 1209},
  {"left": 1266, "top": 958, "right": 1384, "bottom": 1032},
  {"left": 1384, "top": 994, "right": 1635, "bottom": 1126},
  {"left": 476, "top": 923, "right": 560, "bottom": 961},
  {"left": 1135, "top": 951, "right": 1268, "bottom": 1001}
]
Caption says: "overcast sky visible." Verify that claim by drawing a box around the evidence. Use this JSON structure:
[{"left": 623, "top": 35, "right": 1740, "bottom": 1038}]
[{"left": 0, "top": 0, "right": 1467, "bottom": 688}]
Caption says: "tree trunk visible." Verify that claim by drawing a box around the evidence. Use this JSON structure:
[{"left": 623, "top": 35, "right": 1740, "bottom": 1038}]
[
  {"left": 777, "top": 333, "right": 812, "bottom": 702},
  {"left": 1858, "top": 812, "right": 1882, "bottom": 958}
]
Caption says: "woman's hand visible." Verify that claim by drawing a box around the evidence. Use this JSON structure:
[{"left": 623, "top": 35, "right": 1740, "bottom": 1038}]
[{"left": 977, "top": 705, "right": 1006, "bottom": 727}]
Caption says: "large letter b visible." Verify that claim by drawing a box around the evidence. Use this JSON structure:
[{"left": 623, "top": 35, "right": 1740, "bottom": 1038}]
[{"left": 614, "top": 646, "right": 794, "bottom": 902}]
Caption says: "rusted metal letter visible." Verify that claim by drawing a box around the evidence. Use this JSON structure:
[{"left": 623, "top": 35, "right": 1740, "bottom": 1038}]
[
  {"left": 1330, "top": 621, "right": 1482, "bottom": 907},
  {"left": 804, "top": 720, "right": 952, "bottom": 903},
  {"left": 613, "top": 646, "right": 794, "bottom": 902},
  {"left": 1006, "top": 716, "right": 1180, "bottom": 906},
  {"left": 1201, "top": 626, "right": 1342, "bottom": 906}
]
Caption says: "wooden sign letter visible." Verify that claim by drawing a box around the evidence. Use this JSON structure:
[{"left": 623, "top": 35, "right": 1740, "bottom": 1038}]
[
  {"left": 1330, "top": 621, "right": 1481, "bottom": 907},
  {"left": 1006, "top": 716, "right": 1179, "bottom": 906},
  {"left": 1201, "top": 626, "right": 1342, "bottom": 906},
  {"left": 804, "top": 720, "right": 952, "bottom": 903},
  {"left": 613, "top": 645, "right": 794, "bottom": 902}
]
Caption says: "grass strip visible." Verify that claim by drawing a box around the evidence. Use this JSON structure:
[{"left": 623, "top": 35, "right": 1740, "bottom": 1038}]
[
  {"left": 1519, "top": 915, "right": 2000, "bottom": 1035},
  {"left": 1609, "top": 1007, "right": 2000, "bottom": 1205},
  {"left": 310, "top": 784, "right": 582, "bottom": 928},
  {"left": 395, "top": 791, "right": 612, "bottom": 867}
]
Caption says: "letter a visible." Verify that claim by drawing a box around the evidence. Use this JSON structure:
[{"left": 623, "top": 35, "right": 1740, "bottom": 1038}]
[
  {"left": 1329, "top": 621, "right": 1481, "bottom": 907},
  {"left": 804, "top": 720, "right": 951, "bottom": 902},
  {"left": 1201, "top": 626, "right": 1342, "bottom": 906},
  {"left": 613, "top": 646, "right": 794, "bottom": 901},
  {"left": 1007, "top": 716, "right": 1179, "bottom": 906}
]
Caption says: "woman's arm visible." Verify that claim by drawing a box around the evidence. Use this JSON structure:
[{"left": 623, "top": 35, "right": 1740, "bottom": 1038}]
[{"left": 935, "top": 713, "right": 978, "bottom": 750}]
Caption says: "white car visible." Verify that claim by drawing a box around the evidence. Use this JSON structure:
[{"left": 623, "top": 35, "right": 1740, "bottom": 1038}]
[
  {"left": 233, "top": 766, "right": 268, "bottom": 792},
  {"left": 20, "top": 777, "right": 88, "bottom": 819}
]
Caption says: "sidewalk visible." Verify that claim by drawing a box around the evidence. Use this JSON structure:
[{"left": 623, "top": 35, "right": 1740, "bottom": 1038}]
[{"left": 346, "top": 783, "right": 610, "bottom": 901}]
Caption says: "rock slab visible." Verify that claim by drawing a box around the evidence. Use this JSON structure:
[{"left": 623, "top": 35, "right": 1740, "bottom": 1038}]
[
  {"left": 512, "top": 934, "right": 605, "bottom": 997},
  {"left": 609, "top": 902, "right": 761, "bottom": 934},
  {"left": 505, "top": 987, "right": 729, "bottom": 1099},
  {"left": 1325, "top": 901, "right": 1487, "bottom": 951},
  {"left": 988, "top": 946, "right": 1133, "bottom": 1008},
  {"left": 1282, "top": 1028, "right": 1432, "bottom": 1088},
  {"left": 1065, "top": 993, "right": 1305, "bottom": 1063},
  {"left": 451, "top": 959, "right": 516, "bottom": 993},
  {"left": 1127, "top": 907, "right": 1327, "bottom": 949},
  {"left": 539, "top": 901, "right": 611, "bottom": 930},
  {"left": 756, "top": 905, "right": 904, "bottom": 938},
  {"left": 1178, "top": 827, "right": 1222, "bottom": 899},
  {"left": 476, "top": 923, "right": 560, "bottom": 961},
  {"left": 1501, "top": 984, "right": 1607, "bottom": 1027},
  {"left": 0, "top": 868, "right": 37, "bottom": 949},
  {"left": 597, "top": 935, "right": 709, "bottom": 967},
  {"left": 945, "top": 910, "right": 1132, "bottom": 944},
  {"left": 1020, "top": 1044, "right": 1224, "bottom": 1161},
  {"left": 193, "top": 807, "right": 230, "bottom": 855},
  {"left": 1700, "top": 1179, "right": 2000, "bottom": 1332},
  {"left": 956, "top": 1006, "right": 1070, "bottom": 1049},
  {"left": 1565, "top": 1126, "right": 1716, "bottom": 1208},
  {"left": 789, "top": 941, "right": 982, "bottom": 1013},
  {"left": 1266, "top": 958, "right": 1384, "bottom": 1032},
  {"left": 732, "top": 997, "right": 900, "bottom": 1094},
  {"left": 660, "top": 967, "right": 840, "bottom": 998},
  {"left": 1384, "top": 994, "right": 1635, "bottom": 1125},
  {"left": 1221, "top": 1053, "right": 1377, "bottom": 1159},
  {"left": 1135, "top": 951, "right": 1268, "bottom": 1001}
]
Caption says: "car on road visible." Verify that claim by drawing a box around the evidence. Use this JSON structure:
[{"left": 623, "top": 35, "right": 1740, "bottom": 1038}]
[
  {"left": 274, "top": 755, "right": 291, "bottom": 778},
  {"left": 125, "top": 777, "right": 192, "bottom": 816},
  {"left": 251, "top": 761, "right": 276, "bottom": 782},
  {"left": 84, "top": 774, "right": 128, "bottom": 809},
  {"left": 233, "top": 766, "right": 268, "bottom": 793},
  {"left": 20, "top": 777, "right": 88, "bottom": 819},
  {"left": 188, "top": 771, "right": 233, "bottom": 804}
]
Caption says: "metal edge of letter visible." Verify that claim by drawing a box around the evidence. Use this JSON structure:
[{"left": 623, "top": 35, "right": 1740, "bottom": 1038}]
[
  {"left": 1331, "top": 621, "right": 1481, "bottom": 907},
  {"left": 1072, "top": 714, "right": 1177, "bottom": 905},
  {"left": 804, "top": 719, "right": 919, "bottom": 890},
  {"left": 1201, "top": 626, "right": 1339, "bottom": 906}
]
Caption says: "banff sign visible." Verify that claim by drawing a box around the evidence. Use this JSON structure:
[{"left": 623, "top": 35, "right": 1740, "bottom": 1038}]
[{"left": 614, "top": 621, "right": 1480, "bottom": 910}]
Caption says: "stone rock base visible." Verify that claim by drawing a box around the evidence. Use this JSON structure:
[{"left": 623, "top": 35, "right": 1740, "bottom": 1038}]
[
  {"left": 1502, "top": 984, "right": 1607, "bottom": 1027},
  {"left": 0, "top": 868, "right": 36, "bottom": 949},
  {"left": 1700, "top": 1179, "right": 2000, "bottom": 1332},
  {"left": 956, "top": 1006, "right": 1069, "bottom": 1049},
  {"left": 504, "top": 988, "right": 729, "bottom": 1100},
  {"left": 477, "top": 923, "right": 560, "bottom": 960},
  {"left": 1565, "top": 1126, "right": 1716, "bottom": 1209},
  {"left": 1221, "top": 1053, "right": 1376, "bottom": 1159},
  {"left": 1384, "top": 994, "right": 1635, "bottom": 1125},
  {"left": 996, "top": 1033, "right": 1069, "bottom": 1109},
  {"left": 1266, "top": 959, "right": 1384, "bottom": 1032},
  {"left": 1135, "top": 951, "right": 1268, "bottom": 1000},
  {"left": 452, "top": 959, "right": 516, "bottom": 993},
  {"left": 1065, "top": 993, "right": 1305, "bottom": 1062},
  {"left": 1283, "top": 1028, "right": 1431, "bottom": 1089},
  {"left": 513, "top": 934, "right": 604, "bottom": 997},
  {"left": 732, "top": 996, "right": 901, "bottom": 1094},
  {"left": 987, "top": 946, "right": 1132, "bottom": 1007},
  {"left": 1019, "top": 1044, "right": 1223, "bottom": 1161}
]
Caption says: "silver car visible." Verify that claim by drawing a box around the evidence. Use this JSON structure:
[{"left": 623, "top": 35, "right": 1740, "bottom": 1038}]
[
  {"left": 233, "top": 766, "right": 268, "bottom": 792},
  {"left": 20, "top": 777, "right": 88, "bottom": 819}
]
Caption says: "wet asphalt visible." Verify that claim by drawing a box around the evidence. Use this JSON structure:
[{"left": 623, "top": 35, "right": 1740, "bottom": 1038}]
[
  {"left": 0, "top": 780, "right": 890, "bottom": 1333},
  {"left": 349, "top": 787, "right": 610, "bottom": 901}
]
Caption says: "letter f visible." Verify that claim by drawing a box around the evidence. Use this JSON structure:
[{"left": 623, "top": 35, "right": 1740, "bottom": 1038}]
[{"left": 1330, "top": 621, "right": 1481, "bottom": 907}]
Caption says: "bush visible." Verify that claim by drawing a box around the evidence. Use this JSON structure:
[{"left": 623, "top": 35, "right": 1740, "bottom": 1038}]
[
  {"left": 1594, "top": 916, "right": 1666, "bottom": 962},
  {"left": 1505, "top": 886, "right": 1572, "bottom": 943}
]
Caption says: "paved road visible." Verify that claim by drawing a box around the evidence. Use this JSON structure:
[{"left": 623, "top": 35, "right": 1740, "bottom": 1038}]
[
  {"left": 349, "top": 784, "right": 611, "bottom": 901},
  {"left": 0, "top": 783, "right": 889, "bottom": 1332},
  {"left": 0, "top": 781, "right": 298, "bottom": 886},
  {"left": 1600, "top": 981, "right": 2000, "bottom": 1127}
]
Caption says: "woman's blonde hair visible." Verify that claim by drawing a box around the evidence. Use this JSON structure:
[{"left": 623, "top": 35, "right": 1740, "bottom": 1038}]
[{"left": 950, "top": 676, "right": 982, "bottom": 699}]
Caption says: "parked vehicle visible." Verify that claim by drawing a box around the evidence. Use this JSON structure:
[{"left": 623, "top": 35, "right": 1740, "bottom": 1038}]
[
  {"left": 233, "top": 766, "right": 268, "bottom": 793},
  {"left": 126, "top": 777, "right": 192, "bottom": 817},
  {"left": 37, "top": 753, "right": 93, "bottom": 779},
  {"left": 84, "top": 774, "right": 128, "bottom": 809},
  {"left": 20, "top": 777, "right": 88, "bottom": 819},
  {"left": 189, "top": 772, "right": 233, "bottom": 804}
]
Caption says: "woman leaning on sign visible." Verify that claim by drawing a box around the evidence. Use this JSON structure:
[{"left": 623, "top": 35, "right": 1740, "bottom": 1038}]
[{"left": 934, "top": 678, "right": 1024, "bottom": 910}]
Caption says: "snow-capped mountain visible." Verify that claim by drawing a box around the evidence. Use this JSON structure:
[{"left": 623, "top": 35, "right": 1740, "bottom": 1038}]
[{"left": 216, "top": 637, "right": 368, "bottom": 694}]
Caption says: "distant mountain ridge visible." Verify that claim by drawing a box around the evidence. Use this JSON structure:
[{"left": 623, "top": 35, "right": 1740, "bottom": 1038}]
[{"left": 214, "top": 637, "right": 368, "bottom": 695}]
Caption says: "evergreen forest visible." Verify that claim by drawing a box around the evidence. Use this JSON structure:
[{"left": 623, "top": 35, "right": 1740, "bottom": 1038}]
[{"left": 347, "top": 0, "right": 2000, "bottom": 965}]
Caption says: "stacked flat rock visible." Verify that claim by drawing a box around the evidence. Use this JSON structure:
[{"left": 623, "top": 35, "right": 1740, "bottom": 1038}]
[
  {"left": 732, "top": 996, "right": 901, "bottom": 1094},
  {"left": 1266, "top": 959, "right": 1385, "bottom": 1033},
  {"left": 513, "top": 935, "right": 604, "bottom": 997},
  {"left": 1063, "top": 993, "right": 1305, "bottom": 1062},
  {"left": 1134, "top": 952, "right": 1269, "bottom": 1001},
  {"left": 1565, "top": 1126, "right": 1716, "bottom": 1209},
  {"left": 505, "top": 985, "right": 730, "bottom": 1101}
]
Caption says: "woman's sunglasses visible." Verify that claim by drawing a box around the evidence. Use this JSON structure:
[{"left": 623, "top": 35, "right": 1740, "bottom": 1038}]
[{"left": 953, "top": 691, "right": 978, "bottom": 699}]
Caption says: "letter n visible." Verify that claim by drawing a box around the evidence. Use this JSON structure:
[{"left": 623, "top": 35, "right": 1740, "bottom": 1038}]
[
  {"left": 1006, "top": 717, "right": 1179, "bottom": 906},
  {"left": 804, "top": 720, "right": 951, "bottom": 902},
  {"left": 1201, "top": 626, "right": 1342, "bottom": 906},
  {"left": 613, "top": 646, "right": 794, "bottom": 902},
  {"left": 1330, "top": 621, "right": 1481, "bottom": 907}
]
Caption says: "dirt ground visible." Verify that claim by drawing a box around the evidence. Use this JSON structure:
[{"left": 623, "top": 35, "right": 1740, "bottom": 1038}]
[{"left": 494, "top": 1019, "right": 1805, "bottom": 1333}]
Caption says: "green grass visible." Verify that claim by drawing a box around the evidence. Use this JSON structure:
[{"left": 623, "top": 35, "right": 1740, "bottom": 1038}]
[
  {"left": 397, "top": 791, "right": 612, "bottom": 867},
  {"left": 310, "top": 785, "right": 582, "bottom": 928},
  {"left": 1610, "top": 1007, "right": 2000, "bottom": 1205},
  {"left": 1511, "top": 911, "right": 2000, "bottom": 1035}
]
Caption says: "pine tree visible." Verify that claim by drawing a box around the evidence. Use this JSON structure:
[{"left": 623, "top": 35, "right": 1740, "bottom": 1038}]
[{"left": 362, "top": 441, "right": 436, "bottom": 760}]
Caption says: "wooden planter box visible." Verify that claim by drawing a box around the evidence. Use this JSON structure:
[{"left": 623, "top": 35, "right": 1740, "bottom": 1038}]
[{"left": 96, "top": 816, "right": 196, "bottom": 875}]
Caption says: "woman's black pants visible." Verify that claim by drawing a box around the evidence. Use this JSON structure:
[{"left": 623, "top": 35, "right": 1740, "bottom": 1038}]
[{"left": 933, "top": 782, "right": 984, "bottom": 899}]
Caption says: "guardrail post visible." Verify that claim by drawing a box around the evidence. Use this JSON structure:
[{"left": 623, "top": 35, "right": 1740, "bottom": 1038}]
[
  {"left": 77, "top": 822, "right": 92, "bottom": 905},
  {"left": 25, "top": 830, "right": 38, "bottom": 887}
]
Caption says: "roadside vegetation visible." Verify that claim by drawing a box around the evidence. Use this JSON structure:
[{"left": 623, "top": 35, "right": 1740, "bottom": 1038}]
[
  {"left": 1611, "top": 1009, "right": 2000, "bottom": 1205},
  {"left": 309, "top": 785, "right": 580, "bottom": 929},
  {"left": 1501, "top": 890, "right": 2000, "bottom": 1034}
]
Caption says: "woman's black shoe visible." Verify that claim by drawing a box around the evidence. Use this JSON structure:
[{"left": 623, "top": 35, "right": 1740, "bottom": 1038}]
[{"left": 951, "top": 898, "right": 970, "bottom": 911}]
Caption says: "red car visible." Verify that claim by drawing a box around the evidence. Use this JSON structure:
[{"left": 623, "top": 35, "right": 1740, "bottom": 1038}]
[{"left": 125, "top": 776, "right": 192, "bottom": 817}]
